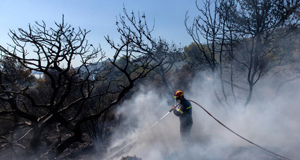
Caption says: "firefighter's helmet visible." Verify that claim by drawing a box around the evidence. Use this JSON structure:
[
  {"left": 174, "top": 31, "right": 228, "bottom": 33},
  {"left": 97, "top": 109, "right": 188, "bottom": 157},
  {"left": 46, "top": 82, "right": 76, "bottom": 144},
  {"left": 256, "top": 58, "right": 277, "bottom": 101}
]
[{"left": 174, "top": 90, "right": 184, "bottom": 99}]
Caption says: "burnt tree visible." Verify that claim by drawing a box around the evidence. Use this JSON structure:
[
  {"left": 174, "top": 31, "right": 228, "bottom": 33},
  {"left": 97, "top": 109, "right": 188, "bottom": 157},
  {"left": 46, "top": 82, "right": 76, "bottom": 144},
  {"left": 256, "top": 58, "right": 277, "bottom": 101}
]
[
  {"left": 0, "top": 13, "right": 163, "bottom": 159},
  {"left": 186, "top": 0, "right": 300, "bottom": 107}
]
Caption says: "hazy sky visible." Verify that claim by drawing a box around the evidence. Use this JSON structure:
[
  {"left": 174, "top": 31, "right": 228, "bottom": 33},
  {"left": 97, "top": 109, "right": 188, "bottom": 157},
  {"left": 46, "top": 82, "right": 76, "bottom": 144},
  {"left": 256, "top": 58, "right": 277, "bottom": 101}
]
[{"left": 0, "top": 0, "right": 201, "bottom": 59}]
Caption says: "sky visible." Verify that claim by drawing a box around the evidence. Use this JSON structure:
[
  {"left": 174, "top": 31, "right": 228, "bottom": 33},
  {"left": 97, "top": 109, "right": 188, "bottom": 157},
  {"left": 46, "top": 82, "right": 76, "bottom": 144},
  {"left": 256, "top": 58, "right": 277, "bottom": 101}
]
[{"left": 0, "top": 0, "right": 201, "bottom": 60}]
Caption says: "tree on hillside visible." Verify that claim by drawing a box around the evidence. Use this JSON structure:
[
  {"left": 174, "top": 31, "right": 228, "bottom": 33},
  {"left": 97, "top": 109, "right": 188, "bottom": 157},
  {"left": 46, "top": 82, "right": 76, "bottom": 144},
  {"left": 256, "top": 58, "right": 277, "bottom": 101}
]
[
  {"left": 0, "top": 55, "right": 35, "bottom": 86},
  {"left": 185, "top": 0, "right": 234, "bottom": 107},
  {"left": 0, "top": 12, "right": 163, "bottom": 159},
  {"left": 0, "top": 17, "right": 105, "bottom": 159},
  {"left": 186, "top": 0, "right": 300, "bottom": 107},
  {"left": 224, "top": 0, "right": 300, "bottom": 107},
  {"left": 150, "top": 39, "right": 184, "bottom": 95},
  {"left": 108, "top": 7, "right": 184, "bottom": 95},
  {"left": 184, "top": 42, "right": 208, "bottom": 71}
]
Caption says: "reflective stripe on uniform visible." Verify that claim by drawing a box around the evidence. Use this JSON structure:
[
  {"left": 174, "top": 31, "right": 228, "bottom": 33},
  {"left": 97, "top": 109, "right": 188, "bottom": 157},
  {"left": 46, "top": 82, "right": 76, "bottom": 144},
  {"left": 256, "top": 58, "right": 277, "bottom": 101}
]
[
  {"left": 186, "top": 106, "right": 192, "bottom": 109},
  {"left": 176, "top": 108, "right": 184, "bottom": 114}
]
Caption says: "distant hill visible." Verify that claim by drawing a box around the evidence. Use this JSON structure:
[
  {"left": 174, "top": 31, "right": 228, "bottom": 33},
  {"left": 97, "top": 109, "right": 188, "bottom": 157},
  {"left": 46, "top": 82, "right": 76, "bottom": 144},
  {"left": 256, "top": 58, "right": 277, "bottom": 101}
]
[{"left": 31, "top": 60, "right": 109, "bottom": 79}]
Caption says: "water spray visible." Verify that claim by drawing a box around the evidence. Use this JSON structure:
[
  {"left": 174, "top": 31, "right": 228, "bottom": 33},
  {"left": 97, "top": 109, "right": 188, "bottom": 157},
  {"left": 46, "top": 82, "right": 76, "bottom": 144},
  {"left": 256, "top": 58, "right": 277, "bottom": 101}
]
[{"left": 105, "top": 102, "right": 181, "bottom": 160}]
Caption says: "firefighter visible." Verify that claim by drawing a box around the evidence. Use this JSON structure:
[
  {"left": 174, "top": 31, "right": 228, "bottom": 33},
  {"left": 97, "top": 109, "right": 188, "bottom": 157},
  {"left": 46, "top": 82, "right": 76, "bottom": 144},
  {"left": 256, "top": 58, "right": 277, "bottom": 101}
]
[{"left": 171, "top": 90, "right": 193, "bottom": 146}]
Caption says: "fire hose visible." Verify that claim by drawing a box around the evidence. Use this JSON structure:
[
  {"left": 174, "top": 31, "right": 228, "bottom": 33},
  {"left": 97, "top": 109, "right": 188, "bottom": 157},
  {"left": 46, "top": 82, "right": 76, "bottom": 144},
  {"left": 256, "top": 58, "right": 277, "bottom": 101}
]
[
  {"left": 188, "top": 99, "right": 292, "bottom": 160},
  {"left": 106, "top": 100, "right": 292, "bottom": 160}
]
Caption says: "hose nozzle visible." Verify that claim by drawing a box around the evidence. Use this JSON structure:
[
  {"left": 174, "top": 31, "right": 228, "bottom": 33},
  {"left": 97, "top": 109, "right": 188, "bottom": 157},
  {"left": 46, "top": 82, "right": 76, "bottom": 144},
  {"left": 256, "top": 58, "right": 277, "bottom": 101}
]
[{"left": 169, "top": 100, "right": 181, "bottom": 112}]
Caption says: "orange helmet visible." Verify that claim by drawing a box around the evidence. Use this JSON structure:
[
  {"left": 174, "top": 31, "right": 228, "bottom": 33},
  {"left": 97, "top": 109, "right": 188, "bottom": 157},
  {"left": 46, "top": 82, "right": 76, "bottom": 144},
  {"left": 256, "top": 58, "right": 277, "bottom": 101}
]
[{"left": 174, "top": 90, "right": 184, "bottom": 98}]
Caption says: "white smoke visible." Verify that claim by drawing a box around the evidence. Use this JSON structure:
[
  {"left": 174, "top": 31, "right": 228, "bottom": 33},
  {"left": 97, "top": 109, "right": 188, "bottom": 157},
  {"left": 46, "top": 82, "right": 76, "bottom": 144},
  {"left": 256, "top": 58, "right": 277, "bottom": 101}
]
[{"left": 105, "top": 73, "right": 300, "bottom": 160}]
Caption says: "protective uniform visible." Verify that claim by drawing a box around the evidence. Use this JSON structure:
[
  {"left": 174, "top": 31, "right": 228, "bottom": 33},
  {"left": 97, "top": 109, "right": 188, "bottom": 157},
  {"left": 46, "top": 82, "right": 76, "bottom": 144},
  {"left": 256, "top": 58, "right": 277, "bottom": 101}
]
[{"left": 173, "top": 93, "right": 193, "bottom": 145}]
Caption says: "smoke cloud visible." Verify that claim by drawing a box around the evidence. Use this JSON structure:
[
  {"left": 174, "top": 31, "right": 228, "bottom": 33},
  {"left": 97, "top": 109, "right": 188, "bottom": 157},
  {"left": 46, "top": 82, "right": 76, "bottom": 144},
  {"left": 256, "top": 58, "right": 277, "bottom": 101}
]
[{"left": 105, "top": 73, "right": 300, "bottom": 160}]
